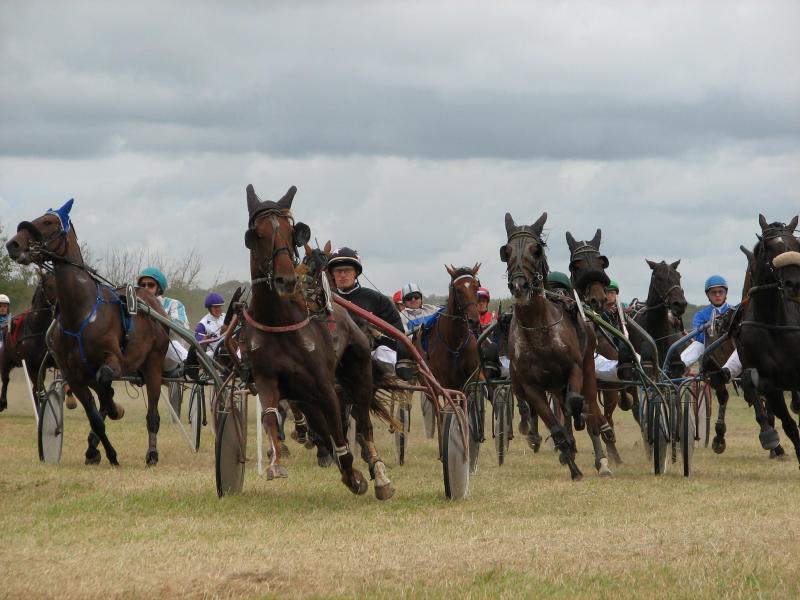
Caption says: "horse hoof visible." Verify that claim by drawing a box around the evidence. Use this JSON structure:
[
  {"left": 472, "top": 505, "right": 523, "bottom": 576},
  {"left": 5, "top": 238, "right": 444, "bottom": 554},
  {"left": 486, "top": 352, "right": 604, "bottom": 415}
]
[
  {"left": 570, "top": 470, "right": 583, "bottom": 482},
  {"left": 108, "top": 454, "right": 120, "bottom": 467},
  {"left": 597, "top": 458, "right": 613, "bottom": 477},
  {"left": 317, "top": 453, "right": 334, "bottom": 468},
  {"left": 267, "top": 464, "right": 289, "bottom": 480},
  {"left": 145, "top": 450, "right": 159, "bottom": 466},
  {"left": 759, "top": 428, "right": 780, "bottom": 450},
  {"left": 109, "top": 402, "right": 125, "bottom": 420},
  {"left": 85, "top": 449, "right": 101, "bottom": 465},
  {"left": 344, "top": 471, "right": 369, "bottom": 495},
  {"left": 518, "top": 420, "right": 530, "bottom": 436},
  {"left": 65, "top": 395, "right": 77, "bottom": 409},
  {"left": 0, "top": 399, "right": 6, "bottom": 412},
  {"left": 290, "top": 430, "right": 307, "bottom": 445},
  {"left": 375, "top": 482, "right": 396, "bottom": 501},
  {"left": 712, "top": 436, "right": 726, "bottom": 454},
  {"left": 527, "top": 433, "right": 542, "bottom": 453}
]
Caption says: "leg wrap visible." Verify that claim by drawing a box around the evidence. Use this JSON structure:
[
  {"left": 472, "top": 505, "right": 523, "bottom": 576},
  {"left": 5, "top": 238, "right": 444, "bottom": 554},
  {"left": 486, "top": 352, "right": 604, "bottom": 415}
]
[{"left": 600, "top": 422, "right": 616, "bottom": 444}]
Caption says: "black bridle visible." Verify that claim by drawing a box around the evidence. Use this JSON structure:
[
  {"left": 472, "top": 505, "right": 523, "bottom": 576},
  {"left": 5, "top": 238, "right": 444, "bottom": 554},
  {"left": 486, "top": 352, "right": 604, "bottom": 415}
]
[
  {"left": 503, "top": 230, "right": 548, "bottom": 298},
  {"left": 245, "top": 209, "right": 309, "bottom": 289}
]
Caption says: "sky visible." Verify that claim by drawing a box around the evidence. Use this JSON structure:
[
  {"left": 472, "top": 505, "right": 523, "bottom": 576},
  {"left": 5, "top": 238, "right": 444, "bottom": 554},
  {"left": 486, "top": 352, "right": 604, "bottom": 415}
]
[{"left": 1, "top": 1, "right": 798, "bottom": 305}]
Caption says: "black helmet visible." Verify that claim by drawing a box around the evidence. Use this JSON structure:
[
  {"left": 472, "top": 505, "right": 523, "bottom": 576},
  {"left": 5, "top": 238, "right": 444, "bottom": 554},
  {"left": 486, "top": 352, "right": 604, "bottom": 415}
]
[{"left": 327, "top": 247, "right": 363, "bottom": 276}]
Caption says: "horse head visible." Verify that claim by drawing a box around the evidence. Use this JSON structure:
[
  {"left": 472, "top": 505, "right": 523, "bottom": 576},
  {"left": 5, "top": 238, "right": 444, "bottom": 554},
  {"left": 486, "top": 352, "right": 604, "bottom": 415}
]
[
  {"left": 644, "top": 259, "right": 687, "bottom": 317},
  {"left": 565, "top": 228, "right": 610, "bottom": 311},
  {"left": 500, "top": 212, "right": 548, "bottom": 300},
  {"left": 244, "top": 184, "right": 311, "bottom": 297},
  {"left": 7, "top": 199, "right": 77, "bottom": 266},
  {"left": 445, "top": 263, "right": 482, "bottom": 331},
  {"left": 756, "top": 214, "right": 800, "bottom": 302}
]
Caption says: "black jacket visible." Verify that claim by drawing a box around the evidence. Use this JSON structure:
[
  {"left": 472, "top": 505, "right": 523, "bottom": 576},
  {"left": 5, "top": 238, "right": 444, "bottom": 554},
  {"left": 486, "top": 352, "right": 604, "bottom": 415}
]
[{"left": 337, "top": 283, "right": 404, "bottom": 351}]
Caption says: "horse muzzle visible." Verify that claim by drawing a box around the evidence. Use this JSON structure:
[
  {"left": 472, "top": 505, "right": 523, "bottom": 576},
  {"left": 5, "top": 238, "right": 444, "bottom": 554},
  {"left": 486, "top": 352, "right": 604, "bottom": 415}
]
[{"left": 5, "top": 239, "right": 31, "bottom": 265}]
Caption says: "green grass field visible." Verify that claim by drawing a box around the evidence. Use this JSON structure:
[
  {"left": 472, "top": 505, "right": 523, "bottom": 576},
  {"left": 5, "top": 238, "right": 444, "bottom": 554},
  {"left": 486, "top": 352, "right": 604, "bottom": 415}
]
[{"left": 1, "top": 371, "right": 799, "bottom": 600}]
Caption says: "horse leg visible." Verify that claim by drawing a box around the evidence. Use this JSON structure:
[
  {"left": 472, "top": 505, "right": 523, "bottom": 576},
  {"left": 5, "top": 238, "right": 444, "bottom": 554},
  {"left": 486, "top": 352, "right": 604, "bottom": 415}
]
[
  {"left": 582, "top": 355, "right": 612, "bottom": 477},
  {"left": 0, "top": 362, "right": 9, "bottom": 412},
  {"left": 518, "top": 394, "right": 532, "bottom": 436},
  {"left": 74, "top": 383, "right": 119, "bottom": 466},
  {"left": 712, "top": 384, "right": 729, "bottom": 454},
  {"left": 95, "top": 357, "right": 125, "bottom": 420},
  {"left": 518, "top": 381, "right": 582, "bottom": 481},
  {"left": 255, "top": 377, "right": 289, "bottom": 480},
  {"left": 603, "top": 390, "right": 623, "bottom": 465},
  {"left": 565, "top": 364, "right": 586, "bottom": 431},
  {"left": 742, "top": 368, "right": 781, "bottom": 454},
  {"left": 142, "top": 356, "right": 162, "bottom": 466},
  {"left": 768, "top": 391, "right": 800, "bottom": 467}
]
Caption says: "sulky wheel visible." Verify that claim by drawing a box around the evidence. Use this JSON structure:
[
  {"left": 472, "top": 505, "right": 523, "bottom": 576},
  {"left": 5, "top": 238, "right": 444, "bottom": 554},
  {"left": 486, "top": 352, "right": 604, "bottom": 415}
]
[
  {"left": 215, "top": 408, "right": 246, "bottom": 497},
  {"left": 442, "top": 405, "right": 469, "bottom": 500},
  {"left": 38, "top": 380, "right": 65, "bottom": 464}
]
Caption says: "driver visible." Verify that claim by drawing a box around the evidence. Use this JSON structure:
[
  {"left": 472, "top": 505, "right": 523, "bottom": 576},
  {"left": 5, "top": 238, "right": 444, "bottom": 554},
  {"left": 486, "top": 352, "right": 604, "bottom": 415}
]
[
  {"left": 680, "top": 275, "right": 731, "bottom": 372},
  {"left": 0, "top": 294, "right": 9, "bottom": 347},
  {"left": 137, "top": 267, "right": 190, "bottom": 376},
  {"left": 398, "top": 283, "right": 441, "bottom": 334},
  {"left": 195, "top": 292, "right": 228, "bottom": 356}
]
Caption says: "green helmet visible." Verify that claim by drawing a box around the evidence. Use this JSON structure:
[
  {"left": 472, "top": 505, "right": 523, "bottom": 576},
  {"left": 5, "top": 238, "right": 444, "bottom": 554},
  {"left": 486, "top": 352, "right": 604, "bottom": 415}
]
[
  {"left": 607, "top": 279, "right": 620, "bottom": 292},
  {"left": 137, "top": 267, "right": 168, "bottom": 294},
  {"left": 546, "top": 271, "right": 572, "bottom": 291}
]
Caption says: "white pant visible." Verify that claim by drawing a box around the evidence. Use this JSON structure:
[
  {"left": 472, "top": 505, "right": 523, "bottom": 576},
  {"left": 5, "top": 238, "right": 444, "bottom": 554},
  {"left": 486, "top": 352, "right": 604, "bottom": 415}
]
[
  {"left": 723, "top": 349, "right": 743, "bottom": 378},
  {"left": 680, "top": 340, "right": 705, "bottom": 369},
  {"left": 372, "top": 345, "right": 397, "bottom": 366},
  {"left": 164, "top": 340, "right": 189, "bottom": 371},
  {"left": 595, "top": 354, "right": 621, "bottom": 382}
]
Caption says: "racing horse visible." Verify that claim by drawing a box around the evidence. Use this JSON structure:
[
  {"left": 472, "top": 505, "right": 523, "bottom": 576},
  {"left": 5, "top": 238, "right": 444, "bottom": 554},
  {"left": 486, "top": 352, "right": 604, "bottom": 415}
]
[
  {"left": 6, "top": 199, "right": 170, "bottom": 466},
  {"left": 565, "top": 229, "right": 623, "bottom": 466},
  {"left": 0, "top": 270, "right": 57, "bottom": 412},
  {"left": 732, "top": 214, "right": 800, "bottom": 466},
  {"left": 501, "top": 212, "right": 607, "bottom": 480},
  {"left": 241, "top": 184, "right": 396, "bottom": 499},
  {"left": 413, "top": 264, "right": 482, "bottom": 391},
  {"left": 629, "top": 260, "right": 688, "bottom": 377}
]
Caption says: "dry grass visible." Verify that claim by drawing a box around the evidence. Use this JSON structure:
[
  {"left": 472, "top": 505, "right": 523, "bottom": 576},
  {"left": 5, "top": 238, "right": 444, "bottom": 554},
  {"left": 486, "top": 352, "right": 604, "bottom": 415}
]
[{"left": 1, "top": 371, "right": 800, "bottom": 599}]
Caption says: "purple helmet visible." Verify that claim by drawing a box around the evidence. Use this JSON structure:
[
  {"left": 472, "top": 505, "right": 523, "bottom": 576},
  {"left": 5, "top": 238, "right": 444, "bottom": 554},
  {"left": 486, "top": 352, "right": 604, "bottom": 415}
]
[{"left": 204, "top": 292, "right": 225, "bottom": 309}]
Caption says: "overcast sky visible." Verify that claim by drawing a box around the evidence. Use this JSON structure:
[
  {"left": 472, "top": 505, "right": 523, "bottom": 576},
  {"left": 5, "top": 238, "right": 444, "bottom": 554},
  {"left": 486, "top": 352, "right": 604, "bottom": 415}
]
[{"left": 1, "top": 1, "right": 798, "bottom": 306}]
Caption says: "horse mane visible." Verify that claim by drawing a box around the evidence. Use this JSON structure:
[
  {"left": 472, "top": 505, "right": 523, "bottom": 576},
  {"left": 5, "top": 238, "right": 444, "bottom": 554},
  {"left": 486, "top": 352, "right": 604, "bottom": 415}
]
[{"left": 450, "top": 266, "right": 475, "bottom": 279}]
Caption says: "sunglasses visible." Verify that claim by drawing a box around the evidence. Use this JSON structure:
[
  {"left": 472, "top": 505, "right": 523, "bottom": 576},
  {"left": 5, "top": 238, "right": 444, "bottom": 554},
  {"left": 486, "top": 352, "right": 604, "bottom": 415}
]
[
  {"left": 140, "top": 281, "right": 158, "bottom": 290},
  {"left": 404, "top": 293, "right": 422, "bottom": 301}
]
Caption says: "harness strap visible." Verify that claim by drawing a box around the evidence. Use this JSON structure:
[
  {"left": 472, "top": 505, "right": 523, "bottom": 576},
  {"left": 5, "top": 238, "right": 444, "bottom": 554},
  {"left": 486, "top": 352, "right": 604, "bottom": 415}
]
[
  {"left": 59, "top": 284, "right": 128, "bottom": 368},
  {"left": 243, "top": 307, "right": 310, "bottom": 333}
]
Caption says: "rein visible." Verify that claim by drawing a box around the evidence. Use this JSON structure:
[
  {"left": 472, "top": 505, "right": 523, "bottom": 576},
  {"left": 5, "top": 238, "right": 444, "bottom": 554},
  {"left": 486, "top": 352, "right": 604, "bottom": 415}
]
[
  {"left": 248, "top": 210, "right": 298, "bottom": 291},
  {"left": 242, "top": 306, "right": 310, "bottom": 333}
]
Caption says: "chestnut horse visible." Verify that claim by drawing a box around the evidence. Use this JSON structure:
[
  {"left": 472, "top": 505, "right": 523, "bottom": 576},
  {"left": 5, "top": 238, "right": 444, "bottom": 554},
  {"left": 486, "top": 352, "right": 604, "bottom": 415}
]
[
  {"left": 6, "top": 200, "right": 170, "bottom": 466},
  {"left": 732, "top": 214, "right": 800, "bottom": 466},
  {"left": 501, "top": 212, "right": 607, "bottom": 480},
  {"left": 241, "top": 184, "right": 395, "bottom": 499},
  {"left": 0, "top": 270, "right": 57, "bottom": 412},
  {"left": 413, "top": 264, "right": 482, "bottom": 391}
]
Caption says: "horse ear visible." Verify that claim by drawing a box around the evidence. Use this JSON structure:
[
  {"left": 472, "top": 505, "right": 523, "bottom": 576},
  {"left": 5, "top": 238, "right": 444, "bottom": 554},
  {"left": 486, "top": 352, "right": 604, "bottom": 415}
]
[
  {"left": 532, "top": 212, "right": 547, "bottom": 235},
  {"left": 277, "top": 185, "right": 297, "bottom": 209},
  {"left": 472, "top": 262, "right": 481, "bottom": 275},
  {"left": 789, "top": 215, "right": 799, "bottom": 231},
  {"left": 324, "top": 240, "right": 332, "bottom": 254},
  {"left": 740, "top": 245, "right": 755, "bottom": 263},
  {"left": 505, "top": 213, "right": 517, "bottom": 236},
  {"left": 645, "top": 259, "right": 657, "bottom": 270},
  {"left": 304, "top": 243, "right": 312, "bottom": 256},
  {"left": 759, "top": 214, "right": 768, "bottom": 230},
  {"left": 566, "top": 231, "right": 577, "bottom": 250},
  {"left": 591, "top": 228, "right": 601, "bottom": 249},
  {"left": 670, "top": 259, "right": 681, "bottom": 270},
  {"left": 246, "top": 184, "right": 260, "bottom": 217}
]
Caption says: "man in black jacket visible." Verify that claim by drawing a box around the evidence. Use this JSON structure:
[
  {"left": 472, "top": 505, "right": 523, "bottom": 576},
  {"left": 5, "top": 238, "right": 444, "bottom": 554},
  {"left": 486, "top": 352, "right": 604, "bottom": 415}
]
[{"left": 327, "top": 247, "right": 414, "bottom": 380}]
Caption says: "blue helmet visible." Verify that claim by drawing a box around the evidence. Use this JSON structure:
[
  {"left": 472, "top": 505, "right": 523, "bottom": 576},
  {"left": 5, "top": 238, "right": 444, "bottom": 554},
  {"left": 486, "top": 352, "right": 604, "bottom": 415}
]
[
  {"left": 704, "top": 275, "right": 728, "bottom": 291},
  {"left": 137, "top": 267, "right": 168, "bottom": 294},
  {"left": 204, "top": 292, "right": 225, "bottom": 308}
]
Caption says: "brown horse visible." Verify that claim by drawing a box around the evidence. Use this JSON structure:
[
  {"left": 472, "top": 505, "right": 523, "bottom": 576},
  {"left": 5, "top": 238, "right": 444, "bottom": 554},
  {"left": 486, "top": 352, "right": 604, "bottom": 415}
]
[
  {"left": 6, "top": 199, "right": 169, "bottom": 466},
  {"left": 0, "top": 270, "right": 57, "bottom": 412},
  {"left": 413, "top": 264, "right": 481, "bottom": 391},
  {"left": 501, "top": 212, "right": 607, "bottom": 480},
  {"left": 241, "top": 184, "right": 395, "bottom": 499},
  {"left": 565, "top": 228, "right": 623, "bottom": 465}
]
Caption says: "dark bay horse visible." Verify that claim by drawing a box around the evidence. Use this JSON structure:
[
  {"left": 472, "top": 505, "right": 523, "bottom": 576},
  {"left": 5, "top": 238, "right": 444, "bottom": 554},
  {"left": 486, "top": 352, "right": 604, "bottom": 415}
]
[
  {"left": 732, "top": 214, "right": 800, "bottom": 466},
  {"left": 502, "top": 212, "right": 606, "bottom": 480},
  {"left": 6, "top": 200, "right": 170, "bottom": 466},
  {"left": 565, "top": 229, "right": 622, "bottom": 466},
  {"left": 413, "top": 264, "right": 482, "bottom": 391},
  {"left": 629, "top": 260, "right": 688, "bottom": 377},
  {"left": 0, "top": 270, "right": 57, "bottom": 412},
  {"left": 241, "top": 184, "right": 395, "bottom": 499}
]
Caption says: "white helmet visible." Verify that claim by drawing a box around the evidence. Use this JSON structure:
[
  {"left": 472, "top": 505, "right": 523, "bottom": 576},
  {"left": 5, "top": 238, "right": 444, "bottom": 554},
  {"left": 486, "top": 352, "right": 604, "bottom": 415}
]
[
  {"left": 0, "top": 294, "right": 9, "bottom": 305},
  {"left": 401, "top": 283, "right": 422, "bottom": 300}
]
